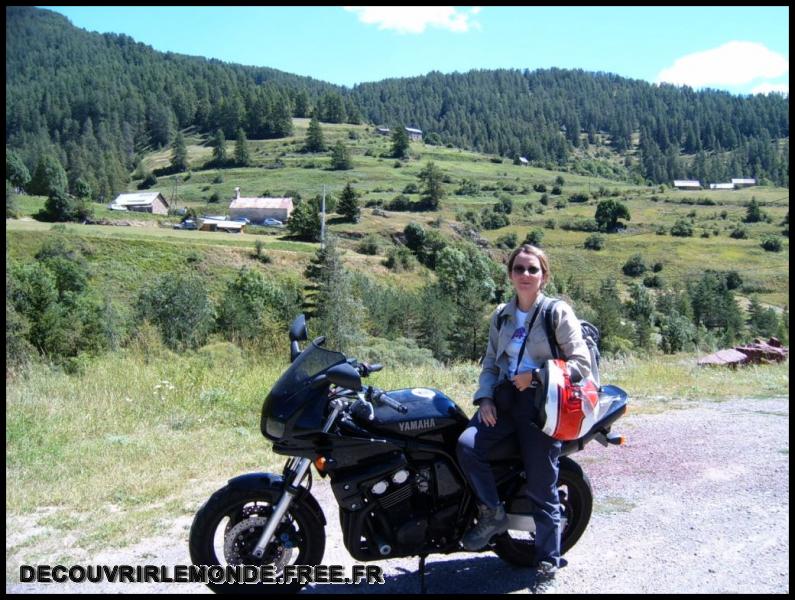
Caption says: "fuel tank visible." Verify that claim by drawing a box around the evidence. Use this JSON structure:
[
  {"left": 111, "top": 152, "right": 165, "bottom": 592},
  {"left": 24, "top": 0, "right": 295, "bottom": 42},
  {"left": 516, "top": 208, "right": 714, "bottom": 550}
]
[{"left": 369, "top": 387, "right": 469, "bottom": 441}]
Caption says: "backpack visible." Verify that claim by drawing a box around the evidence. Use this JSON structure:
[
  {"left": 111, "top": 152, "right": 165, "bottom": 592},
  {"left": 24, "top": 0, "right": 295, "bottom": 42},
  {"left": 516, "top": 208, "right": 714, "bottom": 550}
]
[{"left": 496, "top": 297, "right": 601, "bottom": 388}]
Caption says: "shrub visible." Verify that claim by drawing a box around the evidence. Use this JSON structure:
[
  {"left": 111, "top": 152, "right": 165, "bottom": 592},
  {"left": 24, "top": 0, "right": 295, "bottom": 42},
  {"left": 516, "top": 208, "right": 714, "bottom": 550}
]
[
  {"left": 523, "top": 229, "right": 544, "bottom": 246},
  {"left": 495, "top": 233, "right": 518, "bottom": 250},
  {"left": 622, "top": 254, "right": 647, "bottom": 277},
  {"left": 729, "top": 226, "right": 748, "bottom": 239},
  {"left": 568, "top": 193, "right": 589, "bottom": 203},
  {"left": 643, "top": 274, "right": 664, "bottom": 288},
  {"left": 583, "top": 233, "right": 605, "bottom": 250},
  {"left": 383, "top": 246, "right": 415, "bottom": 271},
  {"left": 761, "top": 236, "right": 783, "bottom": 252},
  {"left": 670, "top": 219, "right": 694, "bottom": 237},
  {"left": 136, "top": 273, "right": 215, "bottom": 351},
  {"left": 533, "top": 183, "right": 547, "bottom": 193},
  {"left": 551, "top": 185, "right": 562, "bottom": 195},
  {"left": 357, "top": 234, "right": 381, "bottom": 255}
]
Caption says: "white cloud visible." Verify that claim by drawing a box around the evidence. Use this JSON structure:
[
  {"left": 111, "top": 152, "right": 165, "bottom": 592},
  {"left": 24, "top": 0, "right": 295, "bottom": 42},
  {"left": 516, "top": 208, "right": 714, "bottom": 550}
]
[
  {"left": 750, "top": 82, "right": 789, "bottom": 95},
  {"left": 656, "top": 41, "right": 789, "bottom": 88},
  {"left": 344, "top": 6, "right": 481, "bottom": 34}
]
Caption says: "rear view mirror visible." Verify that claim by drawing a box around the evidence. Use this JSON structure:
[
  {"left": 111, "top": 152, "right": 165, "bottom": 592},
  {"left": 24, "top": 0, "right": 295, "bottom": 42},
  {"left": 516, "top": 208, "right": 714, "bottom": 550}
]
[
  {"left": 325, "top": 363, "right": 362, "bottom": 392},
  {"left": 289, "top": 314, "right": 308, "bottom": 362},
  {"left": 289, "top": 314, "right": 308, "bottom": 342}
]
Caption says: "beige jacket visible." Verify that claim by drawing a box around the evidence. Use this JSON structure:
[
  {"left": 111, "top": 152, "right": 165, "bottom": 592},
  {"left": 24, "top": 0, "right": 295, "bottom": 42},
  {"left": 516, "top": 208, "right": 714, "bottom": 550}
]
[{"left": 473, "top": 293, "right": 591, "bottom": 404}]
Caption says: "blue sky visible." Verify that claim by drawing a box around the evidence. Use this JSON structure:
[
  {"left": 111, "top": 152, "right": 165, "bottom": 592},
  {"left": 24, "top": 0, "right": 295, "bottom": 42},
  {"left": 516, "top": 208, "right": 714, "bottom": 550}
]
[{"left": 40, "top": 6, "right": 789, "bottom": 96}]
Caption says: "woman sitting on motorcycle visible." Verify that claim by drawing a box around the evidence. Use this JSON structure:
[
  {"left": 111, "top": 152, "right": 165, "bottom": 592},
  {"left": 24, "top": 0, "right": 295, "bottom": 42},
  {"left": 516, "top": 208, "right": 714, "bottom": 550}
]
[{"left": 456, "top": 244, "right": 591, "bottom": 578}]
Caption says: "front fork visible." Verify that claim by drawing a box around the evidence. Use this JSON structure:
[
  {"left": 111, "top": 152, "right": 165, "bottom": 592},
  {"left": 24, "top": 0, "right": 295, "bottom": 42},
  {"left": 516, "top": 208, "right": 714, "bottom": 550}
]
[{"left": 250, "top": 398, "right": 345, "bottom": 559}]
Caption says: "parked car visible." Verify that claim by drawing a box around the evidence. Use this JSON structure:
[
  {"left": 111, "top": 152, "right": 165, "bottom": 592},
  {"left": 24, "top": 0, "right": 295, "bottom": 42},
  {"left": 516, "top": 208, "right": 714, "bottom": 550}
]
[
  {"left": 230, "top": 216, "right": 250, "bottom": 224},
  {"left": 173, "top": 219, "right": 197, "bottom": 230},
  {"left": 263, "top": 218, "right": 284, "bottom": 227}
]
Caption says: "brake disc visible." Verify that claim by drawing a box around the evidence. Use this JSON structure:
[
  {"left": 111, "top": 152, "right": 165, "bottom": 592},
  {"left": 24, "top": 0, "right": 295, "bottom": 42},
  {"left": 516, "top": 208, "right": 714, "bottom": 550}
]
[{"left": 223, "top": 516, "right": 294, "bottom": 570}]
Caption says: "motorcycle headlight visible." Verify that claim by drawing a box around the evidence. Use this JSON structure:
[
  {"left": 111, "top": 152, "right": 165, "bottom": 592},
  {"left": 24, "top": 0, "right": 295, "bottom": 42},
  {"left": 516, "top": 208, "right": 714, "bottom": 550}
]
[{"left": 265, "top": 417, "right": 285, "bottom": 439}]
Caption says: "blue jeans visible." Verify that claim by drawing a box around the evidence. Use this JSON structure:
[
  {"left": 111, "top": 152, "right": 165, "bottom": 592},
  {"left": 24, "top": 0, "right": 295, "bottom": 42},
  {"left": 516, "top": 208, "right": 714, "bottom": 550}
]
[{"left": 456, "top": 387, "right": 562, "bottom": 567}]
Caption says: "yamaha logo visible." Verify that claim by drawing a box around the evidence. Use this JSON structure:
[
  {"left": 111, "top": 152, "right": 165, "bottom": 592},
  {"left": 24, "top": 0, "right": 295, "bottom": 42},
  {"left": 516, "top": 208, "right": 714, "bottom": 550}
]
[{"left": 398, "top": 418, "right": 436, "bottom": 432}]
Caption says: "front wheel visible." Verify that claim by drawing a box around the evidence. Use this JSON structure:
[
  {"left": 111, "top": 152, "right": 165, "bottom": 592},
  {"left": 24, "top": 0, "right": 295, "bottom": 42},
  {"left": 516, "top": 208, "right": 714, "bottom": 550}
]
[
  {"left": 492, "top": 456, "right": 593, "bottom": 566},
  {"left": 189, "top": 483, "right": 326, "bottom": 594}
]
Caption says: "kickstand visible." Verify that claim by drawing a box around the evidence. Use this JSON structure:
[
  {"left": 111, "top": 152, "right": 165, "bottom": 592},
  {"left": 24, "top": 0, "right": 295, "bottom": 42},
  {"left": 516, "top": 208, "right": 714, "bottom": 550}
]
[{"left": 418, "top": 554, "right": 428, "bottom": 594}]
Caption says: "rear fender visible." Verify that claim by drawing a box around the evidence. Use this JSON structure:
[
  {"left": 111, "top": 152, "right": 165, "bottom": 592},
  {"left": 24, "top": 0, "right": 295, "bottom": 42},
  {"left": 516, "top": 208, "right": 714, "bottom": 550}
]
[{"left": 226, "top": 472, "right": 327, "bottom": 526}]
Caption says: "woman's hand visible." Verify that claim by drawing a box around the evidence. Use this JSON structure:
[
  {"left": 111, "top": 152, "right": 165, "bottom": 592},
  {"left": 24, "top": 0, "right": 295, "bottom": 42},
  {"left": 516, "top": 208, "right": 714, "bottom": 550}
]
[
  {"left": 511, "top": 371, "right": 535, "bottom": 392},
  {"left": 477, "top": 398, "right": 497, "bottom": 427}
]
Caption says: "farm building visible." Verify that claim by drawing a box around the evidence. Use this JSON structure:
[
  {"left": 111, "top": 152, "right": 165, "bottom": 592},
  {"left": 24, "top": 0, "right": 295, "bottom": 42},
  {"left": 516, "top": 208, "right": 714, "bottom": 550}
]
[
  {"left": 518, "top": 157, "right": 529, "bottom": 166},
  {"left": 110, "top": 192, "right": 169, "bottom": 215},
  {"left": 709, "top": 183, "right": 735, "bottom": 190},
  {"left": 405, "top": 127, "right": 423, "bottom": 142},
  {"left": 673, "top": 180, "right": 702, "bottom": 190},
  {"left": 229, "top": 188, "right": 294, "bottom": 223},
  {"left": 199, "top": 218, "right": 244, "bottom": 233},
  {"left": 375, "top": 127, "right": 390, "bottom": 136},
  {"left": 731, "top": 178, "right": 756, "bottom": 187}
]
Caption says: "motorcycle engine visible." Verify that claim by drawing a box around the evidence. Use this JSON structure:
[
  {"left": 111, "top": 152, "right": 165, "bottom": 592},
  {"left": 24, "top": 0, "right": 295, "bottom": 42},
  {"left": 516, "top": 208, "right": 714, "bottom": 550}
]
[{"left": 367, "top": 460, "right": 463, "bottom": 552}]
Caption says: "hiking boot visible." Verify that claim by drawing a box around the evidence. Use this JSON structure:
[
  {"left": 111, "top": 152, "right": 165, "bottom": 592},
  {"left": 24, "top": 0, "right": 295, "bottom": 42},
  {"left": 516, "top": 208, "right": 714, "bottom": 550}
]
[
  {"left": 535, "top": 560, "right": 558, "bottom": 578},
  {"left": 461, "top": 503, "right": 509, "bottom": 551}
]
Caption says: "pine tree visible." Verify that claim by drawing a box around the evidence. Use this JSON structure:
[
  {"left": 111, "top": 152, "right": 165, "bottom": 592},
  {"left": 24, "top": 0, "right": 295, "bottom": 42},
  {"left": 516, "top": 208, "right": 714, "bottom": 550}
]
[
  {"left": 330, "top": 140, "right": 353, "bottom": 170},
  {"left": 6, "top": 149, "right": 31, "bottom": 191},
  {"left": 418, "top": 161, "right": 445, "bottom": 210},
  {"left": 170, "top": 131, "right": 189, "bottom": 172},
  {"left": 29, "top": 154, "right": 68, "bottom": 197},
  {"left": 234, "top": 128, "right": 250, "bottom": 166},
  {"left": 304, "top": 115, "right": 326, "bottom": 153},
  {"left": 211, "top": 129, "right": 227, "bottom": 164},
  {"left": 391, "top": 127, "right": 410, "bottom": 159},
  {"left": 337, "top": 182, "right": 360, "bottom": 222},
  {"left": 304, "top": 236, "right": 363, "bottom": 352}
]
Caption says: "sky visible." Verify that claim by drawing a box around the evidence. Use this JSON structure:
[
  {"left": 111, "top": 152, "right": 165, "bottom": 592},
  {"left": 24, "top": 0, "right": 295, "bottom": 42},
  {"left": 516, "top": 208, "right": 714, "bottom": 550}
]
[{"left": 39, "top": 6, "right": 789, "bottom": 96}]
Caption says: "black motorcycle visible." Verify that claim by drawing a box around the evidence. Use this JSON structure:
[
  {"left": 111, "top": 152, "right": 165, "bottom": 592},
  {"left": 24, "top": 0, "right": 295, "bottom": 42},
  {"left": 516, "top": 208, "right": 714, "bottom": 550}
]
[{"left": 189, "top": 314, "right": 628, "bottom": 593}]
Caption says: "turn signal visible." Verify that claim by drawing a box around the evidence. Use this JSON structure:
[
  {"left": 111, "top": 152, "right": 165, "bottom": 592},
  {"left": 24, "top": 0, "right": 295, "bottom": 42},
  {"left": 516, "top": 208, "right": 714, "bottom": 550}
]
[{"left": 314, "top": 456, "right": 327, "bottom": 472}]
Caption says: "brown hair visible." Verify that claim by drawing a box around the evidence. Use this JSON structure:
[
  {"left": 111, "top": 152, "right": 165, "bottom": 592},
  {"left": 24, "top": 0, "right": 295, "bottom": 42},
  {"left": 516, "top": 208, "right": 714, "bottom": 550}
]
[{"left": 506, "top": 244, "right": 551, "bottom": 287}]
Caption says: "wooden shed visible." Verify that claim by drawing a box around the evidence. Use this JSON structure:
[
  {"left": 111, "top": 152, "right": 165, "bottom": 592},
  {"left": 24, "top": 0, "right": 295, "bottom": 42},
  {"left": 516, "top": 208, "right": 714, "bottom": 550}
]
[{"left": 111, "top": 192, "right": 169, "bottom": 215}]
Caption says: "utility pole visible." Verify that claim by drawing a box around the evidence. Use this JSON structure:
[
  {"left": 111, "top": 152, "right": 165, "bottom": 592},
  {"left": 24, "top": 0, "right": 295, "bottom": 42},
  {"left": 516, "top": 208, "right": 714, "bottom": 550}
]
[{"left": 320, "top": 184, "right": 326, "bottom": 249}]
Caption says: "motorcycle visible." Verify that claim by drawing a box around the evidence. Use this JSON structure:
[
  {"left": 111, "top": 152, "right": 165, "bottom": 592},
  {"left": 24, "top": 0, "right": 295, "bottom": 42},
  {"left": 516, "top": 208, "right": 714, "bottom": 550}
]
[{"left": 189, "top": 314, "right": 628, "bottom": 593}]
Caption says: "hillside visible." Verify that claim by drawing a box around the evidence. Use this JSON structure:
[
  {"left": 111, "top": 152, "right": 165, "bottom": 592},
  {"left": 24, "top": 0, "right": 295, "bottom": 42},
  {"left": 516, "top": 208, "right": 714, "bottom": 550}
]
[
  {"left": 8, "top": 118, "right": 789, "bottom": 315},
  {"left": 6, "top": 5, "right": 789, "bottom": 207}
]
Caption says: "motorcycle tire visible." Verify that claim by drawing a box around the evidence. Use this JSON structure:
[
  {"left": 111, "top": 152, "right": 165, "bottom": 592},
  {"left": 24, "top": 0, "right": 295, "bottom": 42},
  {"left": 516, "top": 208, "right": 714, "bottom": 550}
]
[
  {"left": 492, "top": 456, "right": 593, "bottom": 567},
  {"left": 189, "top": 482, "right": 326, "bottom": 594}
]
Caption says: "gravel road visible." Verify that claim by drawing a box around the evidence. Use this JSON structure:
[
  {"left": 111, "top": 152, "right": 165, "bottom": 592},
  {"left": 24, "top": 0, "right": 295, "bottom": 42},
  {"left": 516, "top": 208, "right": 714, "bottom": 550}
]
[{"left": 7, "top": 396, "right": 789, "bottom": 594}]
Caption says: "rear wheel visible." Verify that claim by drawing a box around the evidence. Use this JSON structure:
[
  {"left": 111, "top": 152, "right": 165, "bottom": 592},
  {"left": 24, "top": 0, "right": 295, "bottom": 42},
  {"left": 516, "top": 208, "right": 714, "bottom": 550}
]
[
  {"left": 189, "top": 484, "right": 325, "bottom": 594},
  {"left": 492, "top": 456, "right": 593, "bottom": 566}
]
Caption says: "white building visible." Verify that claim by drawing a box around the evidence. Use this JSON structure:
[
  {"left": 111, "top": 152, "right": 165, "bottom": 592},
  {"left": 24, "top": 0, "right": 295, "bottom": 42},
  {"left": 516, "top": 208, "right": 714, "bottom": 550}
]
[
  {"left": 731, "top": 178, "right": 756, "bottom": 187},
  {"left": 709, "top": 183, "right": 735, "bottom": 190},
  {"left": 518, "top": 157, "right": 529, "bottom": 166},
  {"left": 111, "top": 192, "right": 169, "bottom": 215},
  {"left": 229, "top": 188, "right": 294, "bottom": 223},
  {"left": 405, "top": 127, "right": 423, "bottom": 142},
  {"left": 673, "top": 180, "right": 702, "bottom": 190}
]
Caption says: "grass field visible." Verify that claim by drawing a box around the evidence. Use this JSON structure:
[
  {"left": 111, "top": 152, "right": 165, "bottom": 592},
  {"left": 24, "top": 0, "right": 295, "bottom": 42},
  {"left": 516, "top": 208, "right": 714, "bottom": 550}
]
[{"left": 5, "top": 342, "right": 788, "bottom": 571}]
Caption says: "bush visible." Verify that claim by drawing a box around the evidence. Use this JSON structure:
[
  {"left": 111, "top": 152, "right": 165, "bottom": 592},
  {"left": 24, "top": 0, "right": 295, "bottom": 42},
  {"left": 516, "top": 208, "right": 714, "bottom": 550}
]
[
  {"left": 403, "top": 183, "right": 420, "bottom": 194},
  {"left": 568, "top": 193, "right": 589, "bottom": 203},
  {"left": 383, "top": 246, "right": 415, "bottom": 271},
  {"left": 729, "top": 226, "right": 748, "bottom": 239},
  {"left": 622, "top": 254, "right": 647, "bottom": 277},
  {"left": 583, "top": 233, "right": 605, "bottom": 250},
  {"left": 670, "top": 219, "right": 694, "bottom": 237},
  {"left": 523, "top": 229, "right": 544, "bottom": 246},
  {"left": 137, "top": 173, "right": 158, "bottom": 190},
  {"left": 551, "top": 185, "right": 562, "bottom": 195},
  {"left": 495, "top": 233, "right": 518, "bottom": 250},
  {"left": 761, "top": 236, "right": 783, "bottom": 252},
  {"left": 136, "top": 273, "right": 215, "bottom": 351},
  {"left": 357, "top": 234, "right": 381, "bottom": 255},
  {"left": 643, "top": 274, "right": 664, "bottom": 288},
  {"left": 533, "top": 183, "right": 547, "bottom": 193}
]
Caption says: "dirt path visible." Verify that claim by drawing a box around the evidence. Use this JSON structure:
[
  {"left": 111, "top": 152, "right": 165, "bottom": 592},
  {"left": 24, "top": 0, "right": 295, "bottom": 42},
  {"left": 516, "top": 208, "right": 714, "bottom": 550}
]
[{"left": 6, "top": 396, "right": 789, "bottom": 594}]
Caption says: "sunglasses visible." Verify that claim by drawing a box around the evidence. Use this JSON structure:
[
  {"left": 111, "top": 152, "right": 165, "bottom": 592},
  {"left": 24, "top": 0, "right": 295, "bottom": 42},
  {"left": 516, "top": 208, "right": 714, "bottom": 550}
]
[{"left": 512, "top": 265, "right": 541, "bottom": 276}]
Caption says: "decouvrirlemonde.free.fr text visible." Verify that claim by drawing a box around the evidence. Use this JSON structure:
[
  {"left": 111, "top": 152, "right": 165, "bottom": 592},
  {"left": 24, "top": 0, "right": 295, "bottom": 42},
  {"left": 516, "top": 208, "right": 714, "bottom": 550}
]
[{"left": 20, "top": 564, "right": 385, "bottom": 585}]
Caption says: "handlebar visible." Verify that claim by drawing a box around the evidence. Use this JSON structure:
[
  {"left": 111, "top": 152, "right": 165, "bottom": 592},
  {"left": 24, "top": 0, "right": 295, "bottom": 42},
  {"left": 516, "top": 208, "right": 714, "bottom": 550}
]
[{"left": 372, "top": 388, "right": 409, "bottom": 414}]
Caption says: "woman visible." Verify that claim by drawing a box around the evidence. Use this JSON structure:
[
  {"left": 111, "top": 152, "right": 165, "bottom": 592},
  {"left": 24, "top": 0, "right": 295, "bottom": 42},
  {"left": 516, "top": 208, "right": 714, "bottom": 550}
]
[{"left": 456, "top": 244, "right": 591, "bottom": 577}]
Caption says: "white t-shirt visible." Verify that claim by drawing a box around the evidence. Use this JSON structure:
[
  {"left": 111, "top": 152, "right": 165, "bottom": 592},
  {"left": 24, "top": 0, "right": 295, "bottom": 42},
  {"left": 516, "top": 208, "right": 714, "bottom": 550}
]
[{"left": 506, "top": 309, "right": 540, "bottom": 375}]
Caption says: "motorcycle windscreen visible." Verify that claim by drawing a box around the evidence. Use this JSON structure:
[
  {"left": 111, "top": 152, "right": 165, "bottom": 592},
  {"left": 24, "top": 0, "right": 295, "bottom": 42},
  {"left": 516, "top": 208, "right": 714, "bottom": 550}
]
[{"left": 262, "top": 342, "right": 346, "bottom": 436}]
